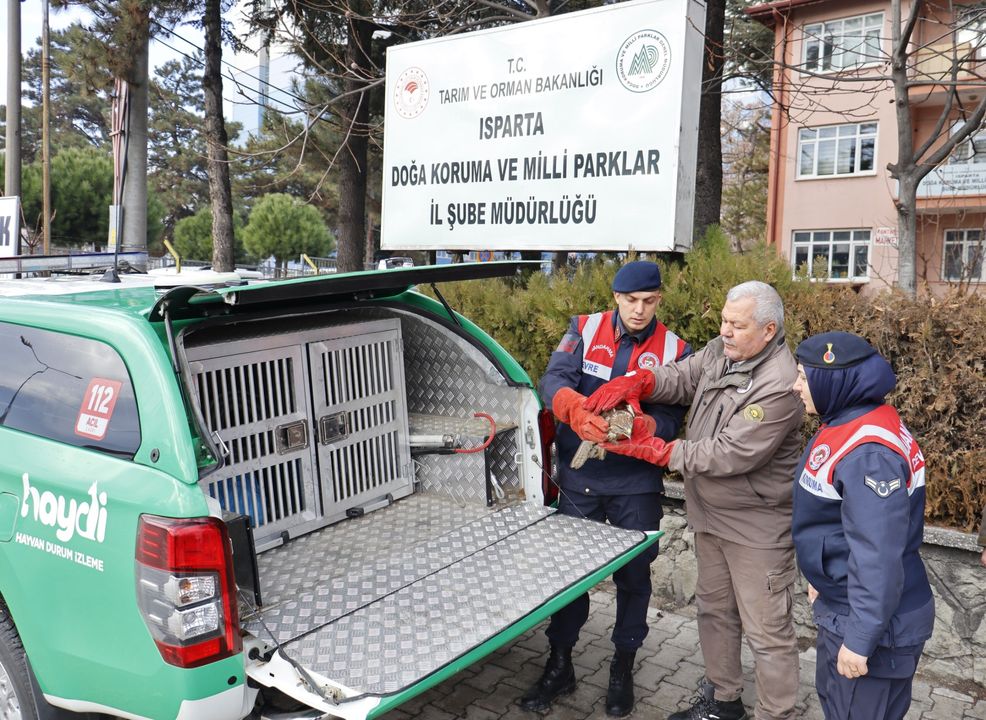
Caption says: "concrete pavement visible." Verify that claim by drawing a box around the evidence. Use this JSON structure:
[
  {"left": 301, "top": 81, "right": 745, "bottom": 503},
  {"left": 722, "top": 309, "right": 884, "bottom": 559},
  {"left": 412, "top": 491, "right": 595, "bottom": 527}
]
[{"left": 382, "top": 585, "right": 986, "bottom": 720}]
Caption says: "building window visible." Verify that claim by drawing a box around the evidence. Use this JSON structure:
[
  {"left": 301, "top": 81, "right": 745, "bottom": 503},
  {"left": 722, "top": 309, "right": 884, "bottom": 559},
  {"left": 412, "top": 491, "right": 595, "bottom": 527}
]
[
  {"left": 956, "top": 4, "right": 986, "bottom": 58},
  {"left": 948, "top": 122, "right": 986, "bottom": 165},
  {"left": 793, "top": 229, "right": 871, "bottom": 280},
  {"left": 943, "top": 229, "right": 986, "bottom": 281},
  {"left": 803, "top": 12, "right": 883, "bottom": 72},
  {"left": 798, "top": 123, "right": 877, "bottom": 178}
]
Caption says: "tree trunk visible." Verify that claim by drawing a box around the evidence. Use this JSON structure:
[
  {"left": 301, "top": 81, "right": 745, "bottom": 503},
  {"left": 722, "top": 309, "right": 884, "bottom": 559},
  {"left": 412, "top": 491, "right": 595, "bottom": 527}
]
[
  {"left": 364, "top": 220, "right": 378, "bottom": 270},
  {"left": 552, "top": 251, "right": 567, "bottom": 273},
  {"left": 896, "top": 178, "right": 918, "bottom": 295},
  {"left": 890, "top": 0, "right": 917, "bottom": 296},
  {"left": 335, "top": 7, "right": 373, "bottom": 273},
  {"left": 121, "top": 31, "right": 149, "bottom": 255},
  {"left": 203, "top": 0, "right": 235, "bottom": 272},
  {"left": 693, "top": 0, "right": 725, "bottom": 243}
]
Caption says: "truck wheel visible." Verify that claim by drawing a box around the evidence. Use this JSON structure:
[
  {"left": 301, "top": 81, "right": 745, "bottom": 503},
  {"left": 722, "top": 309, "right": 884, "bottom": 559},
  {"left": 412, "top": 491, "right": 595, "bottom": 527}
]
[{"left": 0, "top": 606, "right": 38, "bottom": 720}]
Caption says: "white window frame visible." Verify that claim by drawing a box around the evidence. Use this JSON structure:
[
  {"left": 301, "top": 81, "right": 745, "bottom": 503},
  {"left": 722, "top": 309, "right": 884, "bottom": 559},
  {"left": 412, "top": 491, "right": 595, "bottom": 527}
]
[
  {"left": 947, "top": 121, "right": 986, "bottom": 165},
  {"left": 956, "top": 4, "right": 986, "bottom": 60},
  {"left": 803, "top": 12, "right": 884, "bottom": 73},
  {"left": 792, "top": 229, "right": 871, "bottom": 281},
  {"left": 797, "top": 122, "right": 878, "bottom": 179},
  {"left": 942, "top": 228, "right": 986, "bottom": 282}
]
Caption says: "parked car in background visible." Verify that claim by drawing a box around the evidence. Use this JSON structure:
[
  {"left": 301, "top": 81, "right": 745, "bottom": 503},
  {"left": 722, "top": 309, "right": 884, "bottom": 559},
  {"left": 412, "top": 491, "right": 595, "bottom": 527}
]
[{"left": 376, "top": 256, "right": 414, "bottom": 270}]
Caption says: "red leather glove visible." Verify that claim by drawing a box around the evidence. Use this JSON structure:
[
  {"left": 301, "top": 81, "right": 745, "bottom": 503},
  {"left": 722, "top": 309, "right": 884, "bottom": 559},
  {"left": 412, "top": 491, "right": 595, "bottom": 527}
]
[
  {"left": 584, "top": 371, "right": 656, "bottom": 414},
  {"left": 629, "top": 414, "right": 656, "bottom": 439},
  {"left": 601, "top": 435, "right": 676, "bottom": 467},
  {"left": 552, "top": 387, "right": 609, "bottom": 443}
]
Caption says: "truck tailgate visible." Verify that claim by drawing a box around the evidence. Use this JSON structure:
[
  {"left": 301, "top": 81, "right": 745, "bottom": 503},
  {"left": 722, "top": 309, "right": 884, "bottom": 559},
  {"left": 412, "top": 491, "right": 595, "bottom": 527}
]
[{"left": 242, "top": 494, "right": 659, "bottom": 719}]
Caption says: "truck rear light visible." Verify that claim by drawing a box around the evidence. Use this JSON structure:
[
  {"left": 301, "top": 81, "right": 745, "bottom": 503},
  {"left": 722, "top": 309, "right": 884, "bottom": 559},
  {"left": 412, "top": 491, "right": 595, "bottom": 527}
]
[
  {"left": 537, "top": 409, "right": 558, "bottom": 506},
  {"left": 135, "top": 515, "right": 242, "bottom": 668}
]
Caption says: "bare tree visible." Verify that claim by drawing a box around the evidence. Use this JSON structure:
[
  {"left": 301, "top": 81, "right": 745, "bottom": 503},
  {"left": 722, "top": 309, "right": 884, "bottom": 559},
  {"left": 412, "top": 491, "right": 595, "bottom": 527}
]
[{"left": 243, "top": 0, "right": 600, "bottom": 272}]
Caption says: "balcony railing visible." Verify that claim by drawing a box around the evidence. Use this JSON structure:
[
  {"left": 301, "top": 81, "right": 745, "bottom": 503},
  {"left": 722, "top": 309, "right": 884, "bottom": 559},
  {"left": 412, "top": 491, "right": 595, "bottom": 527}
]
[{"left": 912, "top": 41, "right": 982, "bottom": 82}]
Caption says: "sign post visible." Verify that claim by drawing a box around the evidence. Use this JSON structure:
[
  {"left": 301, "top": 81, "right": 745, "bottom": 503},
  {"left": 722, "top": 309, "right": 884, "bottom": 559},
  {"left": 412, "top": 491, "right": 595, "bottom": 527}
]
[
  {"left": 0, "top": 197, "right": 21, "bottom": 258},
  {"left": 381, "top": 0, "right": 706, "bottom": 254}
]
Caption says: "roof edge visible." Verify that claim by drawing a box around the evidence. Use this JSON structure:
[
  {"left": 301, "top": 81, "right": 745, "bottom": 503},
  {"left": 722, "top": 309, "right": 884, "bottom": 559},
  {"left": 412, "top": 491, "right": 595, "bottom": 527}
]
[{"left": 746, "top": 0, "right": 829, "bottom": 24}]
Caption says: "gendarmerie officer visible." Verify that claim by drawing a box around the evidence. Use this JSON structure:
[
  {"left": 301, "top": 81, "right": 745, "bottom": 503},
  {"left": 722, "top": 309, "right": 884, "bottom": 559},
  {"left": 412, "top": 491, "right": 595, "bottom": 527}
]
[
  {"left": 792, "top": 332, "right": 934, "bottom": 720},
  {"left": 520, "top": 261, "right": 691, "bottom": 717}
]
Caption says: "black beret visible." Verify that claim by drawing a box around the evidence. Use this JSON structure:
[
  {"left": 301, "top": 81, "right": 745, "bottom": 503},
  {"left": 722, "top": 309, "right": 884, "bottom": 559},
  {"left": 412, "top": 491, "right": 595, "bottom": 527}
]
[
  {"left": 612, "top": 261, "right": 662, "bottom": 292},
  {"left": 795, "top": 331, "right": 878, "bottom": 369}
]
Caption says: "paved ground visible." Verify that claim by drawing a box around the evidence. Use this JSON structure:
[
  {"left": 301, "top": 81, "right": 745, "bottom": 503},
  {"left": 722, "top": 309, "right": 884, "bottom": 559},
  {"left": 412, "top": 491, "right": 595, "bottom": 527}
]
[{"left": 382, "top": 585, "right": 986, "bottom": 720}]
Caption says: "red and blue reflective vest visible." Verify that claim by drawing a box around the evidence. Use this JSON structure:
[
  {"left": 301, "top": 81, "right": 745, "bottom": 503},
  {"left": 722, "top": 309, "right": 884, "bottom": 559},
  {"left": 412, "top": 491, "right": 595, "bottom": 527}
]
[
  {"left": 792, "top": 404, "right": 933, "bottom": 656},
  {"left": 540, "top": 310, "right": 690, "bottom": 495}
]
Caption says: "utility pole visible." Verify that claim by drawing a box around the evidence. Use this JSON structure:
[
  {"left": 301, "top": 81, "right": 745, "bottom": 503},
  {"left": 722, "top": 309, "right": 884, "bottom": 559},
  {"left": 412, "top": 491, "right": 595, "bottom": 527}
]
[
  {"left": 41, "top": 0, "right": 52, "bottom": 254},
  {"left": 5, "top": 0, "right": 22, "bottom": 255}
]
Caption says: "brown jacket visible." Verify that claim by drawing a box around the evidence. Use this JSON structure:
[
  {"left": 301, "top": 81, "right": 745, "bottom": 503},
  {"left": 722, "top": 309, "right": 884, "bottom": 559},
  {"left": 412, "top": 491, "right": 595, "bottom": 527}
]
[
  {"left": 979, "top": 508, "right": 986, "bottom": 547},
  {"left": 645, "top": 333, "right": 804, "bottom": 549}
]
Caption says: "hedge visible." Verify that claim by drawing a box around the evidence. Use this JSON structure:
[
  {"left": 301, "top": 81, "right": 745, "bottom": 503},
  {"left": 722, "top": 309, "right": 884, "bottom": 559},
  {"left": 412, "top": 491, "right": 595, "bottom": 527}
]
[{"left": 427, "top": 232, "right": 986, "bottom": 532}]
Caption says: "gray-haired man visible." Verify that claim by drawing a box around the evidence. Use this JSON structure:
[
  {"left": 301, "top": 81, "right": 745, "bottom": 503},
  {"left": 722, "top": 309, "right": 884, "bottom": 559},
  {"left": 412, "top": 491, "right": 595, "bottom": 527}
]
[{"left": 587, "top": 281, "right": 804, "bottom": 720}]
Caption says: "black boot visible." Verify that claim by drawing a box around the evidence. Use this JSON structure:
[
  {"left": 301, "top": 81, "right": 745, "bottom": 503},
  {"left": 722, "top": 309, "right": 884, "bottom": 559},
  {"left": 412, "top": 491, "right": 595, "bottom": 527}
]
[
  {"left": 605, "top": 649, "right": 636, "bottom": 717},
  {"left": 519, "top": 645, "right": 576, "bottom": 713}
]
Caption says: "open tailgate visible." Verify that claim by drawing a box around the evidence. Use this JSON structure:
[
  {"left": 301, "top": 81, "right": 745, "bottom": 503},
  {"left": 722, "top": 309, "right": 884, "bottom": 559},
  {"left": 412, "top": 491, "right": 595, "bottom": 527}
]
[{"left": 241, "top": 495, "right": 660, "bottom": 720}]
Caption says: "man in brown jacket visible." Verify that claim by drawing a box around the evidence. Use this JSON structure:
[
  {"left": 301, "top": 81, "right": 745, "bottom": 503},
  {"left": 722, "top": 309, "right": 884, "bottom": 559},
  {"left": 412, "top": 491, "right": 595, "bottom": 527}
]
[{"left": 587, "top": 281, "right": 804, "bottom": 720}]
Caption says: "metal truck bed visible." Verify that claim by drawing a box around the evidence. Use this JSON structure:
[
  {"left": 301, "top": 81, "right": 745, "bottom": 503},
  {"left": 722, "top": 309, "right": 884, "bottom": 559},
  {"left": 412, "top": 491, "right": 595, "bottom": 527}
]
[{"left": 242, "top": 493, "right": 653, "bottom": 712}]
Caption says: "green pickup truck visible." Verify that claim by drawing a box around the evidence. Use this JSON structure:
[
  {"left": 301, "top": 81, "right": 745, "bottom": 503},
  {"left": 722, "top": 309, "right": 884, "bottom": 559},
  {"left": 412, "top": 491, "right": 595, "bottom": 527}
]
[{"left": 0, "top": 262, "right": 658, "bottom": 720}]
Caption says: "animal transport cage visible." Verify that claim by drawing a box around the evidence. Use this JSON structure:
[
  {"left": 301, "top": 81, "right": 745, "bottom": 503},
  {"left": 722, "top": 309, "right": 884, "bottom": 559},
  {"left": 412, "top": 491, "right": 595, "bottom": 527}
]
[{"left": 186, "top": 319, "right": 414, "bottom": 551}]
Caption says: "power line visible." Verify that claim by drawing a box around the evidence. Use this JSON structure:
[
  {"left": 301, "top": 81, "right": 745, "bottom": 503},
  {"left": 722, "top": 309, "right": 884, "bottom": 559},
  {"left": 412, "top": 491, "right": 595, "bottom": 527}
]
[{"left": 148, "top": 18, "right": 318, "bottom": 114}]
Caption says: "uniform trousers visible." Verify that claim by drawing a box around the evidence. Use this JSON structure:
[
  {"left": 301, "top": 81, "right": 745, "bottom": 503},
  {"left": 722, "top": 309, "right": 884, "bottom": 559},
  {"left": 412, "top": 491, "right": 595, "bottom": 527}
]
[
  {"left": 694, "top": 531, "right": 799, "bottom": 720},
  {"left": 816, "top": 626, "right": 924, "bottom": 720},
  {"left": 546, "top": 491, "right": 662, "bottom": 651}
]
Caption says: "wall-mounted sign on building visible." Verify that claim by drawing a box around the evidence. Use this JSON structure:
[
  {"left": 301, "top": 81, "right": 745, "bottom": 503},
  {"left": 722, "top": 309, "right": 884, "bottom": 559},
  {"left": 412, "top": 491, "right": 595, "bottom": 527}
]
[
  {"left": 916, "top": 164, "right": 986, "bottom": 198},
  {"left": 381, "top": 0, "right": 706, "bottom": 254},
  {"left": 874, "top": 226, "right": 898, "bottom": 247}
]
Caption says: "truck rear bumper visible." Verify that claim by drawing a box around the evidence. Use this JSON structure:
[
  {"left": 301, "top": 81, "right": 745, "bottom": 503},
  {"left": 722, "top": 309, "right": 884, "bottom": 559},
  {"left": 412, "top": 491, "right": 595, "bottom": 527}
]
[{"left": 43, "top": 682, "right": 256, "bottom": 720}]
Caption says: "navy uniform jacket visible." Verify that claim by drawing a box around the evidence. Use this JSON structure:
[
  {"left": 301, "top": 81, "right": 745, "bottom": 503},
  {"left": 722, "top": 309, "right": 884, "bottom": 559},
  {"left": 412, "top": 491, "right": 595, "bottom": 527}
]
[
  {"left": 539, "top": 312, "right": 691, "bottom": 496},
  {"left": 792, "top": 403, "right": 934, "bottom": 657}
]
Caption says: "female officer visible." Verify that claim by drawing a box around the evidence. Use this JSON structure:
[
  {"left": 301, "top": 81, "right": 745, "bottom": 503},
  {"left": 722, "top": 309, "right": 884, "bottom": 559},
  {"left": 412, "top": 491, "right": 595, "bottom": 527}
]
[{"left": 791, "top": 331, "right": 934, "bottom": 720}]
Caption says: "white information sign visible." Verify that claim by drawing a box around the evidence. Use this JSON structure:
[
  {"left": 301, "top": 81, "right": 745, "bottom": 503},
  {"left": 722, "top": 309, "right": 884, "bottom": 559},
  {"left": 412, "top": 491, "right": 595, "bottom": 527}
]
[
  {"left": 381, "top": 0, "right": 706, "bottom": 253},
  {"left": 0, "top": 197, "right": 21, "bottom": 258}
]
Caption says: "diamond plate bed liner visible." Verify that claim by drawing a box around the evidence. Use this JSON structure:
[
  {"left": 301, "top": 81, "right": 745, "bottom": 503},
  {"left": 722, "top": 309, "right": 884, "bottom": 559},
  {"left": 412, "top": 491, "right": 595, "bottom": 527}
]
[{"left": 244, "top": 493, "right": 650, "bottom": 700}]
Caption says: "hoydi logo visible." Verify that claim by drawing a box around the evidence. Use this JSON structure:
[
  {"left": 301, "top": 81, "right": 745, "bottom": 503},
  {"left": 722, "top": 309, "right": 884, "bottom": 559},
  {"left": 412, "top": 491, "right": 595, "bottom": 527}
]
[{"left": 20, "top": 474, "right": 108, "bottom": 543}]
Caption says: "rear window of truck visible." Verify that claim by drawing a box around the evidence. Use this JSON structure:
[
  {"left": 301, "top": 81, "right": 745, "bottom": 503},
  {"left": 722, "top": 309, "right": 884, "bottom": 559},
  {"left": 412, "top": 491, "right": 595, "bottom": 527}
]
[{"left": 0, "top": 323, "right": 141, "bottom": 458}]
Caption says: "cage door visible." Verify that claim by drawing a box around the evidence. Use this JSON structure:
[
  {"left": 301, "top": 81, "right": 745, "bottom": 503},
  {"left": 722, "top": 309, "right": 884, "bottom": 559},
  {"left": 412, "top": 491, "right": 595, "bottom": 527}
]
[
  {"left": 191, "top": 345, "right": 321, "bottom": 550},
  {"left": 307, "top": 320, "right": 413, "bottom": 523}
]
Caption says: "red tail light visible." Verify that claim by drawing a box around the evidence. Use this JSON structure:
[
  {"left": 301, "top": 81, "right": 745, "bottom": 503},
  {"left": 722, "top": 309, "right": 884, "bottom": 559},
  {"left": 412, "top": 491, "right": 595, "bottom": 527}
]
[
  {"left": 135, "top": 515, "right": 242, "bottom": 668},
  {"left": 537, "top": 408, "right": 559, "bottom": 506}
]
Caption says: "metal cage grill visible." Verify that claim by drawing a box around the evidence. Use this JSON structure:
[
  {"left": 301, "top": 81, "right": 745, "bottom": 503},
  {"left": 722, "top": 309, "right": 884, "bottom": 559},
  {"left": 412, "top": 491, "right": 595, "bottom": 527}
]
[
  {"left": 308, "top": 326, "right": 412, "bottom": 514},
  {"left": 186, "top": 320, "right": 413, "bottom": 550}
]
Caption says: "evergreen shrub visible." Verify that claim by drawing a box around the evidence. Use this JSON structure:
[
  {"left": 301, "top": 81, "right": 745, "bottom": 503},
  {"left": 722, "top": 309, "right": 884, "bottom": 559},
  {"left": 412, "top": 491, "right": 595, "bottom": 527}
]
[{"left": 427, "top": 231, "right": 986, "bottom": 531}]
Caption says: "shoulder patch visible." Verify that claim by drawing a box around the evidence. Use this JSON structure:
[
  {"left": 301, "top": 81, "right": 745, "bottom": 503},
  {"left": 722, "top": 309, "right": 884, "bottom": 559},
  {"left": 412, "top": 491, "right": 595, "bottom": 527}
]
[
  {"left": 556, "top": 332, "right": 581, "bottom": 354},
  {"left": 742, "top": 404, "right": 765, "bottom": 422},
  {"left": 864, "top": 476, "right": 902, "bottom": 498}
]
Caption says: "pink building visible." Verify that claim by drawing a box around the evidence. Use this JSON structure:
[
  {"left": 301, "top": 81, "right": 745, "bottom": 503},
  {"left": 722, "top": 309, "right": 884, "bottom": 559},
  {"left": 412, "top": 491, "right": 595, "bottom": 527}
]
[{"left": 748, "top": 0, "right": 986, "bottom": 294}]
